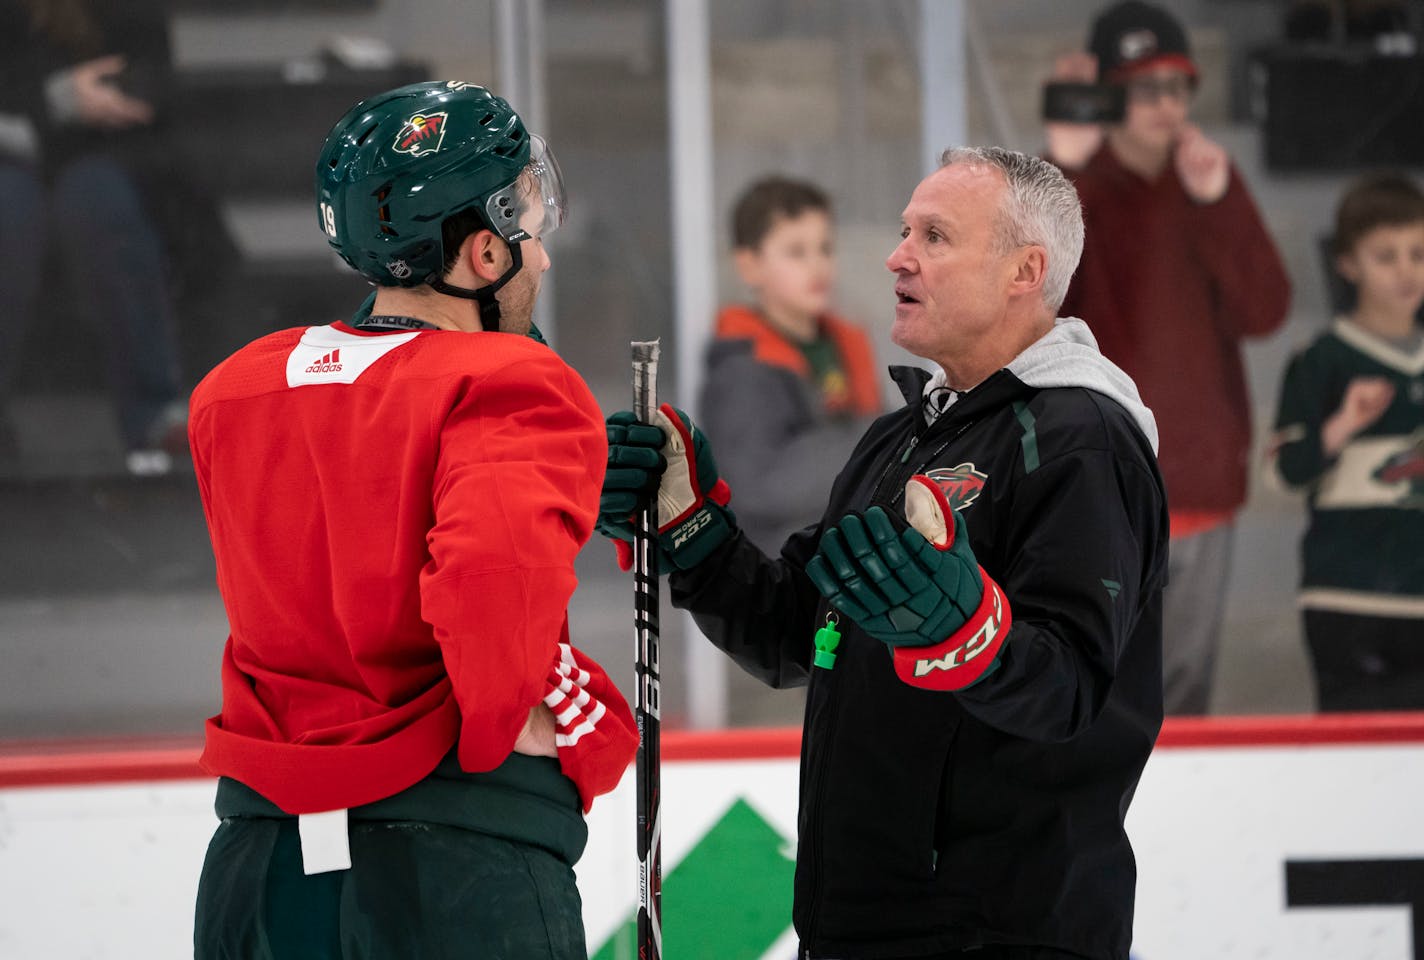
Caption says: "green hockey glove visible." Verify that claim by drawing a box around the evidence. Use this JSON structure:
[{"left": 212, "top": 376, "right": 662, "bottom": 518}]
[
  {"left": 805, "top": 475, "right": 1011, "bottom": 691},
  {"left": 596, "top": 405, "right": 735, "bottom": 571},
  {"left": 651, "top": 404, "right": 735, "bottom": 569},
  {"left": 599, "top": 411, "right": 665, "bottom": 537},
  {"left": 597, "top": 410, "right": 666, "bottom": 569}
]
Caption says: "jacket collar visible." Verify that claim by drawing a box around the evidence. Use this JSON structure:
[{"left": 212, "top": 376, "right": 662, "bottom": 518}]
[
  {"left": 890, "top": 365, "right": 1030, "bottom": 435},
  {"left": 889, "top": 318, "right": 1158, "bottom": 452}
]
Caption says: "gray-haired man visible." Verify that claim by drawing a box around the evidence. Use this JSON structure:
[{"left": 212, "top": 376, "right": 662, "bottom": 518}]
[{"left": 601, "top": 148, "right": 1168, "bottom": 959}]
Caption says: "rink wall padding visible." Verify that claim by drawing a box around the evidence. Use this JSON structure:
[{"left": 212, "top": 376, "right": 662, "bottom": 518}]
[{"left": 3, "top": 716, "right": 1424, "bottom": 960}]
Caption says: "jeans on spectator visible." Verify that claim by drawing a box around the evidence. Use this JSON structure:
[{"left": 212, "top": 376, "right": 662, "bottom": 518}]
[{"left": 0, "top": 155, "right": 181, "bottom": 451}]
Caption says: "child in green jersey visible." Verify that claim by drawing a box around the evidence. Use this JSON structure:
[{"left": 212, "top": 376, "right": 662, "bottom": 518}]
[{"left": 1270, "top": 172, "right": 1424, "bottom": 711}]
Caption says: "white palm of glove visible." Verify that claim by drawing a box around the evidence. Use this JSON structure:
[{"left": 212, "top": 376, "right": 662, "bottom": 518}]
[
  {"left": 905, "top": 475, "right": 951, "bottom": 548},
  {"left": 641, "top": 403, "right": 733, "bottom": 569},
  {"left": 653, "top": 407, "right": 701, "bottom": 529}
]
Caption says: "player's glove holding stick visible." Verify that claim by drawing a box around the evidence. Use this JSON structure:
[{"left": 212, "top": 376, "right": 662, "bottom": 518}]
[
  {"left": 806, "top": 475, "right": 1012, "bottom": 691},
  {"left": 598, "top": 411, "right": 665, "bottom": 570},
  {"left": 597, "top": 404, "right": 736, "bottom": 572}
]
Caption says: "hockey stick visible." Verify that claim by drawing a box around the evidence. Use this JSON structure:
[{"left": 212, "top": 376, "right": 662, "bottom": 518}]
[{"left": 630, "top": 339, "right": 663, "bottom": 960}]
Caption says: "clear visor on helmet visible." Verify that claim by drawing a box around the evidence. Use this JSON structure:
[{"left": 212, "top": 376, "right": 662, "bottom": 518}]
[{"left": 484, "top": 134, "right": 567, "bottom": 243}]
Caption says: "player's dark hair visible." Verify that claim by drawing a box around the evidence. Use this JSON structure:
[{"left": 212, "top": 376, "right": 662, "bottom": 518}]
[
  {"left": 731, "top": 176, "right": 832, "bottom": 250},
  {"left": 438, "top": 165, "right": 544, "bottom": 278},
  {"left": 1334, "top": 173, "right": 1424, "bottom": 257},
  {"left": 439, "top": 207, "right": 490, "bottom": 278}
]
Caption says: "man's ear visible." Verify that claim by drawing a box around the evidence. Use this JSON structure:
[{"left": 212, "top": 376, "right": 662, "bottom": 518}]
[
  {"left": 1008, "top": 244, "right": 1048, "bottom": 300},
  {"left": 463, "top": 228, "right": 509, "bottom": 284},
  {"left": 1335, "top": 251, "right": 1360, "bottom": 285},
  {"left": 734, "top": 247, "right": 764, "bottom": 290}
]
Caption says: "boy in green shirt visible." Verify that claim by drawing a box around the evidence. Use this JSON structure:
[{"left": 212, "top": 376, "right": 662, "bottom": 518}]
[{"left": 1271, "top": 172, "right": 1424, "bottom": 711}]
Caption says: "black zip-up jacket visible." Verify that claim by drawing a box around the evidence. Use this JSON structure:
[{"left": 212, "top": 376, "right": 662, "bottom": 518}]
[{"left": 672, "top": 359, "right": 1168, "bottom": 960}]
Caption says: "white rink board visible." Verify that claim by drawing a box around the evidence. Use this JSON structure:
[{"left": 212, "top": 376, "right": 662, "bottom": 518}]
[
  {"left": 1128, "top": 744, "right": 1424, "bottom": 960},
  {"left": 2, "top": 743, "right": 1423, "bottom": 960}
]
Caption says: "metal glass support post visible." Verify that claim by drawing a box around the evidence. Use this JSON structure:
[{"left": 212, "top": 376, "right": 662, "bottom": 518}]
[
  {"left": 666, "top": 0, "right": 728, "bottom": 730},
  {"left": 919, "top": 0, "right": 968, "bottom": 175},
  {"left": 495, "top": 0, "right": 554, "bottom": 342}
]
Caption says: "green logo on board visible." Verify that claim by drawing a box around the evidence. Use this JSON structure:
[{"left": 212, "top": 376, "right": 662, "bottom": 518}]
[{"left": 592, "top": 798, "right": 795, "bottom": 960}]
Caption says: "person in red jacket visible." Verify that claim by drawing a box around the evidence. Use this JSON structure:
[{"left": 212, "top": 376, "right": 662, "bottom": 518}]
[
  {"left": 190, "top": 81, "right": 637, "bottom": 959},
  {"left": 1045, "top": 1, "right": 1291, "bottom": 714}
]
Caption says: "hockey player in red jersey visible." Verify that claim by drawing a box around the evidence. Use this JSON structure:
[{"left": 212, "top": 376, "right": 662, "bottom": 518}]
[{"left": 190, "top": 81, "right": 637, "bottom": 959}]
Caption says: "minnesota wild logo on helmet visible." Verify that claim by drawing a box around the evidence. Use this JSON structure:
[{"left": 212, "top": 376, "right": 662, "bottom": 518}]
[
  {"left": 314, "top": 81, "right": 565, "bottom": 290},
  {"left": 393, "top": 112, "right": 447, "bottom": 157}
]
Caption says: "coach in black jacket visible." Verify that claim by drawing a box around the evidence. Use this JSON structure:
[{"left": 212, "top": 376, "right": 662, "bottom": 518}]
[{"left": 600, "top": 147, "right": 1167, "bottom": 960}]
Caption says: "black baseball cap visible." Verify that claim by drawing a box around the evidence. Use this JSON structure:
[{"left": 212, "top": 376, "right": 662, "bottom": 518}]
[{"left": 1089, "top": 1, "right": 1197, "bottom": 83}]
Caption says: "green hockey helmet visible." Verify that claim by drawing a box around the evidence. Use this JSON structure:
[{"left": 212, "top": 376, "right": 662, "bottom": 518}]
[{"left": 315, "top": 80, "right": 566, "bottom": 290}]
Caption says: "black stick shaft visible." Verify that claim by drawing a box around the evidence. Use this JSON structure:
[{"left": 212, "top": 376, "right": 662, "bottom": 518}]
[{"left": 630, "top": 339, "right": 662, "bottom": 960}]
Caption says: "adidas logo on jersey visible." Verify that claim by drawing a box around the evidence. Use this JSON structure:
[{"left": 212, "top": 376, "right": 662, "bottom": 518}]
[
  {"left": 304, "top": 350, "right": 343, "bottom": 374},
  {"left": 286, "top": 326, "right": 420, "bottom": 388}
]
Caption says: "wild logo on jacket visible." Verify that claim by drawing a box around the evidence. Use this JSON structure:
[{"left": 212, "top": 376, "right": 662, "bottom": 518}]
[
  {"left": 924, "top": 463, "right": 987, "bottom": 512},
  {"left": 393, "top": 112, "right": 447, "bottom": 157},
  {"left": 1373, "top": 429, "right": 1424, "bottom": 506}
]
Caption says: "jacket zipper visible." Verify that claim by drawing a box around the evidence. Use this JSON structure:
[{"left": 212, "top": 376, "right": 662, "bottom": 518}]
[
  {"left": 802, "top": 606, "right": 843, "bottom": 951},
  {"left": 874, "top": 414, "right": 977, "bottom": 508},
  {"left": 899, "top": 433, "right": 919, "bottom": 463},
  {"left": 868, "top": 420, "right": 923, "bottom": 505},
  {"left": 803, "top": 402, "right": 979, "bottom": 953}
]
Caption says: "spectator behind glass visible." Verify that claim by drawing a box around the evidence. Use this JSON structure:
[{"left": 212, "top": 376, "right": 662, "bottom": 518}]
[
  {"left": 0, "top": 0, "right": 186, "bottom": 476},
  {"left": 699, "top": 176, "right": 882, "bottom": 554},
  {"left": 1269, "top": 173, "right": 1424, "bottom": 712},
  {"left": 1045, "top": 0, "right": 1291, "bottom": 715}
]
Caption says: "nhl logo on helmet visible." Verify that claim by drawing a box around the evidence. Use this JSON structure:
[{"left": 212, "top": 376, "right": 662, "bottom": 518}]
[
  {"left": 386, "top": 259, "right": 412, "bottom": 280},
  {"left": 393, "top": 112, "right": 447, "bottom": 157}
]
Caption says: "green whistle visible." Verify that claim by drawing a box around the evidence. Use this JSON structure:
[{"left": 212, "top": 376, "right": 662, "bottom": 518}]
[{"left": 813, "top": 617, "right": 841, "bottom": 670}]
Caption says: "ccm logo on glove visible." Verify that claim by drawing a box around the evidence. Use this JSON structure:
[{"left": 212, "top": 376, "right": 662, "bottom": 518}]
[
  {"left": 595, "top": 404, "right": 735, "bottom": 572},
  {"left": 671, "top": 510, "right": 713, "bottom": 549},
  {"left": 903, "top": 578, "right": 1009, "bottom": 687}
]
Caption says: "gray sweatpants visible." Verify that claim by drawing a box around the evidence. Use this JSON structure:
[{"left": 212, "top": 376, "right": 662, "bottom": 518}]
[{"left": 1161, "top": 523, "right": 1234, "bottom": 715}]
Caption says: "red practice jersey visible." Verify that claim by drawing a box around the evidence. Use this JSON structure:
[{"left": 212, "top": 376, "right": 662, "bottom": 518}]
[{"left": 189, "top": 321, "right": 636, "bottom": 814}]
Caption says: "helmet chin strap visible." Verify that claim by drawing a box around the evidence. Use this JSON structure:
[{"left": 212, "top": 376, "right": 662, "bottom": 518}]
[{"left": 429, "top": 241, "right": 524, "bottom": 332}]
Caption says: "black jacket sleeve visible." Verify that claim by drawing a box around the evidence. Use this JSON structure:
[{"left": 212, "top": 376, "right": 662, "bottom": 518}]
[
  {"left": 1271, "top": 345, "right": 1338, "bottom": 490},
  {"left": 956, "top": 438, "right": 1167, "bottom": 742},
  {"left": 668, "top": 525, "right": 826, "bottom": 689}
]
